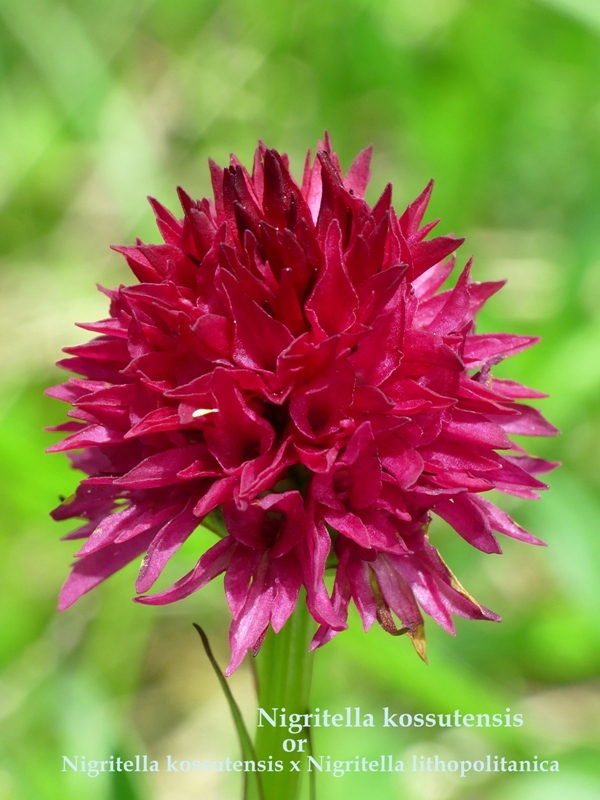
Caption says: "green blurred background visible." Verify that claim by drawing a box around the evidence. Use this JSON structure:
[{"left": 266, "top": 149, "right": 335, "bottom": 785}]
[{"left": 1, "top": 0, "right": 600, "bottom": 798}]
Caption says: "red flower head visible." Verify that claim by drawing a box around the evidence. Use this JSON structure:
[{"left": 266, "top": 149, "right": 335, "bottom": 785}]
[{"left": 48, "top": 135, "right": 557, "bottom": 674}]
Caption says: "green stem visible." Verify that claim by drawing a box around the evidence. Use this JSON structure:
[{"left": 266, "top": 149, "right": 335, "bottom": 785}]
[{"left": 246, "top": 592, "right": 315, "bottom": 800}]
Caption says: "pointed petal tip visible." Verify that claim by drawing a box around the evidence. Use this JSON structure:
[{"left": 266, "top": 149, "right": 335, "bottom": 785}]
[
  {"left": 485, "top": 609, "right": 502, "bottom": 623},
  {"left": 409, "top": 624, "right": 428, "bottom": 663},
  {"left": 133, "top": 592, "right": 165, "bottom": 606},
  {"left": 223, "top": 650, "right": 245, "bottom": 677},
  {"left": 57, "top": 578, "right": 82, "bottom": 612}
]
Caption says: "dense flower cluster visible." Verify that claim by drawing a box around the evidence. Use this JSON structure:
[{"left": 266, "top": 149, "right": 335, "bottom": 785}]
[{"left": 49, "top": 136, "right": 557, "bottom": 674}]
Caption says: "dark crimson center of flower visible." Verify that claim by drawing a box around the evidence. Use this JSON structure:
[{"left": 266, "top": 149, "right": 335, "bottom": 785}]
[
  {"left": 261, "top": 401, "right": 290, "bottom": 439},
  {"left": 242, "top": 441, "right": 262, "bottom": 462},
  {"left": 307, "top": 407, "right": 330, "bottom": 435},
  {"left": 262, "top": 511, "right": 286, "bottom": 548},
  {"left": 332, "top": 467, "right": 352, "bottom": 500}
]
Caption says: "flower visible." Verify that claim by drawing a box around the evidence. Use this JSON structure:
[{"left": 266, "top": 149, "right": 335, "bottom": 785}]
[{"left": 48, "top": 135, "right": 557, "bottom": 674}]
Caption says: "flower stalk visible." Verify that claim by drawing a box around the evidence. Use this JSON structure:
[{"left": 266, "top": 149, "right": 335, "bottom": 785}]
[{"left": 249, "top": 592, "right": 315, "bottom": 800}]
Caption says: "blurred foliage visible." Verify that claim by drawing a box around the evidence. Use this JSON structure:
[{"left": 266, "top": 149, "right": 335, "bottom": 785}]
[{"left": 1, "top": 0, "right": 599, "bottom": 798}]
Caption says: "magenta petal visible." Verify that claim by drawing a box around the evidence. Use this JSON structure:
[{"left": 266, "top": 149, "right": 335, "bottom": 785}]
[
  {"left": 59, "top": 530, "right": 155, "bottom": 610},
  {"left": 491, "top": 378, "right": 548, "bottom": 400},
  {"left": 116, "top": 502, "right": 183, "bottom": 542},
  {"left": 433, "top": 577, "right": 500, "bottom": 624},
  {"left": 495, "top": 404, "right": 560, "bottom": 437},
  {"left": 397, "top": 561, "right": 455, "bottom": 633},
  {"left": 51, "top": 483, "right": 118, "bottom": 522},
  {"left": 371, "top": 554, "right": 423, "bottom": 631},
  {"left": 346, "top": 553, "right": 378, "bottom": 631},
  {"left": 399, "top": 179, "right": 434, "bottom": 238},
  {"left": 270, "top": 555, "right": 303, "bottom": 632},
  {"left": 204, "top": 370, "right": 275, "bottom": 469},
  {"left": 379, "top": 436, "right": 424, "bottom": 490},
  {"left": 305, "top": 220, "right": 358, "bottom": 335},
  {"left": 136, "top": 536, "right": 235, "bottom": 605},
  {"left": 410, "top": 235, "right": 464, "bottom": 281},
  {"left": 75, "top": 505, "right": 141, "bottom": 556},
  {"left": 324, "top": 509, "right": 372, "bottom": 549},
  {"left": 193, "top": 476, "right": 238, "bottom": 518},
  {"left": 311, "top": 472, "right": 345, "bottom": 510},
  {"left": 483, "top": 455, "right": 550, "bottom": 498},
  {"left": 225, "top": 557, "right": 275, "bottom": 675},
  {"left": 310, "top": 544, "right": 357, "bottom": 650},
  {"left": 470, "top": 495, "right": 546, "bottom": 546},
  {"left": 258, "top": 491, "right": 308, "bottom": 557},
  {"left": 224, "top": 544, "right": 262, "bottom": 618},
  {"left": 414, "top": 543, "right": 500, "bottom": 622},
  {"left": 343, "top": 422, "right": 382, "bottom": 509},
  {"left": 289, "top": 357, "right": 355, "bottom": 440},
  {"left": 116, "top": 445, "right": 217, "bottom": 488},
  {"left": 221, "top": 270, "right": 293, "bottom": 371},
  {"left": 505, "top": 454, "right": 559, "bottom": 475},
  {"left": 237, "top": 438, "right": 295, "bottom": 503},
  {"left": 467, "top": 279, "right": 505, "bottom": 315},
  {"left": 135, "top": 499, "right": 199, "bottom": 593},
  {"left": 463, "top": 333, "right": 540, "bottom": 367},
  {"left": 403, "top": 330, "right": 464, "bottom": 372},
  {"left": 350, "top": 295, "right": 406, "bottom": 386},
  {"left": 344, "top": 145, "right": 373, "bottom": 199},
  {"left": 444, "top": 410, "right": 511, "bottom": 450},
  {"left": 223, "top": 503, "right": 266, "bottom": 550},
  {"left": 47, "top": 424, "right": 122, "bottom": 452},
  {"left": 425, "top": 261, "right": 472, "bottom": 335},
  {"left": 73, "top": 384, "right": 135, "bottom": 430},
  {"left": 310, "top": 541, "right": 366, "bottom": 652},
  {"left": 436, "top": 493, "right": 502, "bottom": 554},
  {"left": 412, "top": 256, "right": 455, "bottom": 300},
  {"left": 223, "top": 490, "right": 307, "bottom": 556},
  {"left": 125, "top": 407, "right": 182, "bottom": 438},
  {"left": 301, "top": 512, "right": 345, "bottom": 630}
]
